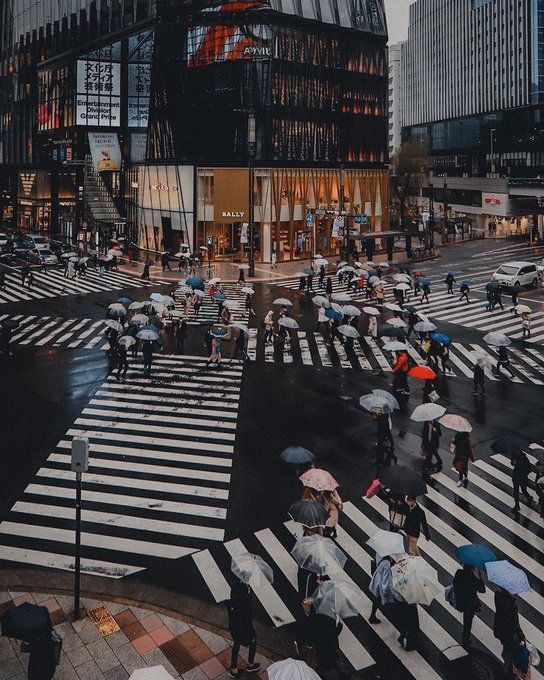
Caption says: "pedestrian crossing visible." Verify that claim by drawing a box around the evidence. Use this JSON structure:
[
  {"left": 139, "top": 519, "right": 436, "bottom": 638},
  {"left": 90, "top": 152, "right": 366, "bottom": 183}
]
[
  {"left": 187, "top": 446, "right": 544, "bottom": 677},
  {"left": 0, "top": 266, "right": 154, "bottom": 304},
  {"left": 173, "top": 283, "right": 251, "bottom": 326},
  {"left": 0, "top": 356, "right": 244, "bottom": 578},
  {"left": 245, "top": 328, "right": 544, "bottom": 385}
]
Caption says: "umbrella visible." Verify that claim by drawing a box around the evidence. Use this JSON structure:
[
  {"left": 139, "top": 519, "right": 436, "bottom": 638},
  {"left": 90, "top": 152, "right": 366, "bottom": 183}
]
[
  {"left": 0, "top": 603, "right": 52, "bottom": 642},
  {"left": 223, "top": 300, "right": 241, "bottom": 310},
  {"left": 280, "top": 447, "right": 315, "bottom": 465},
  {"left": 485, "top": 560, "right": 531, "bottom": 594},
  {"left": 199, "top": 246, "right": 209, "bottom": 251},
  {"left": 420, "top": 278, "right": 432, "bottom": 286},
  {"left": 239, "top": 263, "right": 251, "bottom": 270},
  {"left": 273, "top": 298, "right": 293, "bottom": 307},
  {"left": 161, "top": 296, "right": 175, "bottom": 307},
  {"left": 315, "top": 258, "right": 329, "bottom": 267},
  {"left": 2, "top": 318, "right": 19, "bottom": 330},
  {"left": 300, "top": 468, "right": 339, "bottom": 492},
  {"left": 431, "top": 332, "right": 451, "bottom": 346},
  {"left": 438, "top": 414, "right": 472, "bottom": 433},
  {"left": 455, "top": 544, "right": 497, "bottom": 570},
  {"left": 141, "top": 324, "right": 161, "bottom": 334},
  {"left": 304, "top": 268, "right": 316, "bottom": 275},
  {"left": 393, "top": 274, "right": 412, "bottom": 283},
  {"left": 104, "top": 319, "right": 123, "bottom": 333},
  {"left": 360, "top": 394, "right": 395, "bottom": 415},
  {"left": 367, "top": 530, "right": 405, "bottom": 558},
  {"left": 486, "top": 282, "right": 499, "bottom": 291},
  {"left": 231, "top": 552, "right": 273, "bottom": 589},
  {"left": 383, "top": 341, "right": 409, "bottom": 352},
  {"left": 130, "top": 314, "right": 149, "bottom": 326},
  {"left": 193, "top": 289, "right": 206, "bottom": 298},
  {"left": 267, "top": 659, "right": 321, "bottom": 680},
  {"left": 211, "top": 327, "right": 229, "bottom": 338},
  {"left": 338, "top": 266, "right": 356, "bottom": 273},
  {"left": 108, "top": 303, "right": 127, "bottom": 317},
  {"left": 312, "top": 295, "right": 329, "bottom": 307},
  {"left": 378, "top": 466, "right": 427, "bottom": 496},
  {"left": 447, "top": 270, "right": 460, "bottom": 276},
  {"left": 150, "top": 292, "right": 164, "bottom": 302},
  {"left": 208, "top": 277, "right": 222, "bottom": 285},
  {"left": 213, "top": 292, "right": 226, "bottom": 302},
  {"left": 403, "top": 305, "right": 417, "bottom": 313},
  {"left": 232, "top": 322, "right": 250, "bottom": 334},
  {"left": 341, "top": 305, "right": 361, "bottom": 317},
  {"left": 118, "top": 336, "right": 136, "bottom": 348},
  {"left": 325, "top": 309, "right": 342, "bottom": 321},
  {"left": 61, "top": 252, "right": 78, "bottom": 258},
  {"left": 128, "top": 301, "right": 144, "bottom": 310},
  {"left": 368, "top": 276, "right": 380, "bottom": 285},
  {"left": 332, "top": 293, "right": 353, "bottom": 303},
  {"left": 391, "top": 556, "right": 441, "bottom": 606},
  {"left": 338, "top": 325, "right": 360, "bottom": 338},
  {"left": 394, "top": 283, "right": 411, "bottom": 291},
  {"left": 69, "top": 256, "right": 79, "bottom": 263},
  {"left": 242, "top": 287, "right": 255, "bottom": 295},
  {"left": 288, "top": 500, "right": 329, "bottom": 527},
  {"left": 491, "top": 436, "right": 530, "bottom": 456},
  {"left": 410, "top": 403, "right": 446, "bottom": 422},
  {"left": 409, "top": 366, "right": 436, "bottom": 380},
  {"left": 311, "top": 580, "right": 359, "bottom": 620},
  {"left": 462, "top": 280, "right": 474, "bottom": 286},
  {"left": 129, "top": 667, "right": 174, "bottom": 680},
  {"left": 363, "top": 307, "right": 381, "bottom": 316},
  {"left": 379, "top": 262, "right": 390, "bottom": 269},
  {"left": 515, "top": 304, "right": 532, "bottom": 314},
  {"left": 278, "top": 317, "right": 299, "bottom": 329},
  {"left": 386, "top": 318, "right": 407, "bottom": 328},
  {"left": 116, "top": 297, "right": 132, "bottom": 306},
  {"left": 137, "top": 329, "right": 159, "bottom": 341},
  {"left": 483, "top": 332, "right": 511, "bottom": 347},
  {"left": 186, "top": 277, "right": 204, "bottom": 288},
  {"left": 414, "top": 321, "right": 437, "bottom": 332},
  {"left": 383, "top": 303, "right": 403, "bottom": 312},
  {"left": 291, "top": 535, "right": 347, "bottom": 574},
  {"left": 378, "top": 327, "right": 406, "bottom": 339}
]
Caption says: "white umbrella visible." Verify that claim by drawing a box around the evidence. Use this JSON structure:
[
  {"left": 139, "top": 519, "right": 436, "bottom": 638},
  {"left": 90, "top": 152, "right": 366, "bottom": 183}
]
[
  {"left": 104, "top": 319, "right": 123, "bottom": 333},
  {"left": 107, "top": 303, "right": 127, "bottom": 317},
  {"left": 338, "top": 325, "right": 360, "bottom": 338},
  {"left": 232, "top": 322, "right": 250, "bottom": 334},
  {"left": 414, "top": 321, "right": 437, "bottom": 332},
  {"left": 242, "top": 287, "right": 255, "bottom": 295},
  {"left": 209, "top": 277, "right": 222, "bottom": 285},
  {"left": 341, "top": 305, "right": 361, "bottom": 317},
  {"left": 278, "top": 317, "right": 299, "bottom": 329},
  {"left": 130, "top": 314, "right": 149, "bottom": 326},
  {"left": 118, "top": 336, "right": 136, "bottom": 348},
  {"left": 315, "top": 258, "right": 329, "bottom": 267},
  {"left": 438, "top": 414, "right": 472, "bottom": 432},
  {"left": 394, "top": 283, "right": 411, "bottom": 291},
  {"left": 129, "top": 666, "right": 174, "bottom": 680},
  {"left": 515, "top": 304, "right": 532, "bottom": 314},
  {"left": 273, "top": 298, "right": 293, "bottom": 307},
  {"left": 360, "top": 394, "right": 395, "bottom": 415},
  {"left": 239, "top": 263, "right": 251, "bottom": 270},
  {"left": 410, "top": 403, "right": 446, "bottom": 422},
  {"left": 267, "top": 659, "right": 321, "bottom": 680},
  {"left": 368, "top": 276, "right": 380, "bottom": 285},
  {"left": 291, "top": 535, "right": 347, "bottom": 574},
  {"left": 379, "top": 262, "right": 390, "bottom": 269},
  {"left": 386, "top": 318, "right": 407, "bottom": 328},
  {"left": 330, "top": 302, "right": 342, "bottom": 312},
  {"left": 372, "top": 389, "right": 400, "bottom": 410},
  {"left": 338, "top": 266, "right": 356, "bottom": 274},
  {"left": 391, "top": 556, "right": 441, "bottom": 606},
  {"left": 193, "top": 289, "right": 206, "bottom": 298},
  {"left": 367, "top": 530, "right": 405, "bottom": 557},
  {"left": 393, "top": 273, "right": 412, "bottom": 283},
  {"left": 137, "top": 329, "right": 159, "bottom": 341},
  {"left": 337, "top": 261, "right": 348, "bottom": 268},
  {"left": 150, "top": 292, "right": 164, "bottom": 302},
  {"left": 223, "top": 299, "right": 242, "bottom": 310},
  {"left": 231, "top": 552, "right": 273, "bottom": 589},
  {"left": 128, "top": 301, "right": 144, "bottom": 311},
  {"left": 61, "top": 252, "right": 78, "bottom": 259},
  {"left": 363, "top": 307, "right": 380, "bottom": 316},
  {"left": 332, "top": 293, "right": 353, "bottom": 303},
  {"left": 312, "top": 295, "right": 329, "bottom": 307},
  {"left": 483, "top": 332, "right": 511, "bottom": 347},
  {"left": 383, "top": 303, "right": 403, "bottom": 312},
  {"left": 383, "top": 341, "right": 409, "bottom": 352}
]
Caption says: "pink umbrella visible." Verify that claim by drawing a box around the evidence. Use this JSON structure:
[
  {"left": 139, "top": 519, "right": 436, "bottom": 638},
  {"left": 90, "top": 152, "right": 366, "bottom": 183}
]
[{"left": 300, "top": 468, "right": 339, "bottom": 492}]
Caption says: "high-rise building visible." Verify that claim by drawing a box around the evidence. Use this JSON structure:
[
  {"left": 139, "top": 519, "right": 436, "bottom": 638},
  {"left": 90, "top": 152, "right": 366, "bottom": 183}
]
[
  {"left": 0, "top": 0, "right": 390, "bottom": 263},
  {"left": 399, "top": 0, "right": 544, "bottom": 236},
  {"left": 387, "top": 41, "right": 404, "bottom": 158}
]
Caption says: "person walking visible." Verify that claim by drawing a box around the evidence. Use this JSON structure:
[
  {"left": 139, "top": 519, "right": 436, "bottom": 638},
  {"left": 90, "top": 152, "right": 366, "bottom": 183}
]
[
  {"left": 422, "top": 419, "right": 443, "bottom": 474},
  {"left": 374, "top": 410, "right": 397, "bottom": 470},
  {"left": 271, "top": 249, "right": 277, "bottom": 269},
  {"left": 445, "top": 272, "right": 456, "bottom": 294},
  {"left": 193, "top": 293, "right": 202, "bottom": 318},
  {"left": 264, "top": 310, "right": 274, "bottom": 343},
  {"left": 493, "top": 587, "right": 524, "bottom": 678},
  {"left": 161, "top": 251, "right": 171, "bottom": 272},
  {"left": 27, "top": 272, "right": 34, "bottom": 288},
  {"left": 496, "top": 345, "right": 515, "bottom": 378},
  {"left": 245, "top": 293, "right": 255, "bottom": 318},
  {"left": 142, "top": 340, "right": 153, "bottom": 376},
  {"left": 392, "top": 350, "right": 410, "bottom": 397},
  {"left": 21, "top": 264, "right": 30, "bottom": 286},
  {"left": 234, "top": 329, "right": 248, "bottom": 361},
  {"left": 318, "top": 265, "right": 326, "bottom": 288},
  {"left": 238, "top": 267, "right": 246, "bottom": 284},
  {"left": 175, "top": 318, "right": 188, "bottom": 354},
  {"left": 420, "top": 281, "right": 431, "bottom": 304},
  {"left": 317, "top": 303, "right": 328, "bottom": 332},
  {"left": 452, "top": 431, "right": 475, "bottom": 488},
  {"left": 325, "top": 276, "right": 333, "bottom": 298},
  {"left": 368, "top": 314, "right": 378, "bottom": 339},
  {"left": 21, "top": 632, "right": 59, "bottom": 680},
  {"left": 207, "top": 336, "right": 222, "bottom": 368},
  {"left": 116, "top": 344, "right": 129, "bottom": 382},
  {"left": 298, "top": 275, "right": 306, "bottom": 294},
  {"left": 511, "top": 450, "right": 535, "bottom": 514},
  {"left": 141, "top": 259, "right": 151, "bottom": 280},
  {"left": 312, "top": 607, "right": 342, "bottom": 674},
  {"left": 369, "top": 554, "right": 396, "bottom": 624},
  {"left": 511, "top": 286, "right": 520, "bottom": 311},
  {"left": 521, "top": 312, "right": 531, "bottom": 338},
  {"left": 459, "top": 282, "right": 470, "bottom": 303},
  {"left": 493, "top": 288, "right": 504, "bottom": 310},
  {"left": 321, "top": 488, "right": 343, "bottom": 539},
  {"left": 440, "top": 343, "right": 451, "bottom": 374},
  {"left": 307, "top": 270, "right": 315, "bottom": 293},
  {"left": 66, "top": 260, "right": 76, "bottom": 279},
  {"left": 403, "top": 496, "right": 431, "bottom": 556},
  {"left": 453, "top": 565, "right": 486, "bottom": 648},
  {"left": 406, "top": 309, "right": 418, "bottom": 339},
  {"left": 226, "top": 581, "right": 261, "bottom": 678},
  {"left": 473, "top": 362, "right": 486, "bottom": 396}
]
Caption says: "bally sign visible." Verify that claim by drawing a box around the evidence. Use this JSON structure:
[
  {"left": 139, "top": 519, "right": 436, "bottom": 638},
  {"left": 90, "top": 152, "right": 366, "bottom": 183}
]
[
  {"left": 214, "top": 169, "right": 249, "bottom": 224},
  {"left": 222, "top": 211, "right": 245, "bottom": 219}
]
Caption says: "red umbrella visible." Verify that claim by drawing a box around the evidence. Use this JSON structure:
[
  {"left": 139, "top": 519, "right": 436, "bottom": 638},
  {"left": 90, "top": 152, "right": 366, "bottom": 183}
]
[{"left": 409, "top": 366, "right": 437, "bottom": 380}]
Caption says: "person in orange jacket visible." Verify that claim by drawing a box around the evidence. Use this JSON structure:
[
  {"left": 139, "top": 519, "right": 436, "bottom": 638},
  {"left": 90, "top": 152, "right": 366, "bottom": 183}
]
[{"left": 393, "top": 350, "right": 410, "bottom": 395}]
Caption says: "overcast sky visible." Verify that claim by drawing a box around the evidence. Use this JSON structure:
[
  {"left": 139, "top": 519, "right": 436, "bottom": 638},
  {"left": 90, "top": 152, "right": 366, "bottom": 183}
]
[{"left": 384, "top": 0, "right": 411, "bottom": 45}]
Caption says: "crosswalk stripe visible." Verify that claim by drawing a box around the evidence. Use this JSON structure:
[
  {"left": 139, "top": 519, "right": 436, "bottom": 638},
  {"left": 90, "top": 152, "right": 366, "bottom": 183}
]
[
  {"left": 297, "top": 332, "right": 313, "bottom": 366},
  {"left": 192, "top": 549, "right": 231, "bottom": 602},
  {"left": 364, "top": 336, "right": 392, "bottom": 371}
]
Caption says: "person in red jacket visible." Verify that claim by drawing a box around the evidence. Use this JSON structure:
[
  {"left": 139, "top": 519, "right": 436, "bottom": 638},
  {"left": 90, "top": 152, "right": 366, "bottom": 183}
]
[{"left": 393, "top": 350, "right": 410, "bottom": 395}]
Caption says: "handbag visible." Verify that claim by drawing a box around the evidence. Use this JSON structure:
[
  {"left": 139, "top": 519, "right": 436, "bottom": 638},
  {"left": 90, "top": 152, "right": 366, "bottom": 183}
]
[
  {"left": 527, "top": 642, "right": 540, "bottom": 667},
  {"left": 428, "top": 390, "right": 440, "bottom": 403}
]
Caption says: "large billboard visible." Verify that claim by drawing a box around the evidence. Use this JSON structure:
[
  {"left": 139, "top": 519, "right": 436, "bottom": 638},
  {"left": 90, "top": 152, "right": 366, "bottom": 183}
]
[
  {"left": 88, "top": 132, "right": 122, "bottom": 172},
  {"left": 76, "top": 43, "right": 121, "bottom": 126}
]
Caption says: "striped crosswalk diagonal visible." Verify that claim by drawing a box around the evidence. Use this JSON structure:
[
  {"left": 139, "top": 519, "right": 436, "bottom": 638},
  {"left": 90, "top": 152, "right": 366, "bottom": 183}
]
[{"left": 173, "top": 282, "right": 250, "bottom": 326}]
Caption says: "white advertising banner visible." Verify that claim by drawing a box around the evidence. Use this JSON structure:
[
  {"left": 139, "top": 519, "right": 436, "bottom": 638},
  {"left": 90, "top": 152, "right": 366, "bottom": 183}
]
[
  {"left": 481, "top": 192, "right": 511, "bottom": 216},
  {"left": 332, "top": 216, "right": 345, "bottom": 238},
  {"left": 76, "top": 60, "right": 121, "bottom": 126},
  {"left": 88, "top": 132, "right": 122, "bottom": 172}
]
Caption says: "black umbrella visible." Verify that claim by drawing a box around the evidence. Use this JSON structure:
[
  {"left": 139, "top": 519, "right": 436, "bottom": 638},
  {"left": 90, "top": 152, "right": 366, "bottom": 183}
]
[
  {"left": 0, "top": 603, "right": 52, "bottom": 642},
  {"left": 486, "top": 282, "right": 499, "bottom": 291},
  {"left": 288, "top": 500, "right": 329, "bottom": 528},
  {"left": 378, "top": 466, "right": 427, "bottom": 496},
  {"left": 378, "top": 327, "right": 406, "bottom": 339},
  {"left": 280, "top": 447, "right": 316, "bottom": 465},
  {"left": 1, "top": 319, "right": 19, "bottom": 330},
  {"left": 491, "top": 436, "right": 530, "bottom": 457}
]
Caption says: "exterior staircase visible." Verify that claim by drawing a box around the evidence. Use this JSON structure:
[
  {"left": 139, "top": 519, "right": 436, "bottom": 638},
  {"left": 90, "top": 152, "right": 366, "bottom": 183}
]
[{"left": 84, "top": 155, "right": 123, "bottom": 225}]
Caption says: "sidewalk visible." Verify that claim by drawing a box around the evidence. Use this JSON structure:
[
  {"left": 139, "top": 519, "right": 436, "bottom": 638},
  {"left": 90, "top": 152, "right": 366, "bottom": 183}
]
[{"left": 0, "top": 591, "right": 274, "bottom": 680}]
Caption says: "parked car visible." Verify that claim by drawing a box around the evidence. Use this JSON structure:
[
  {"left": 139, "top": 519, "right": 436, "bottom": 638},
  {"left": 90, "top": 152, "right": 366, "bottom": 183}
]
[
  {"left": 22, "top": 234, "right": 50, "bottom": 251},
  {"left": 12, "top": 237, "right": 31, "bottom": 256},
  {"left": 492, "top": 261, "right": 539, "bottom": 288},
  {"left": 26, "top": 248, "right": 58, "bottom": 266}
]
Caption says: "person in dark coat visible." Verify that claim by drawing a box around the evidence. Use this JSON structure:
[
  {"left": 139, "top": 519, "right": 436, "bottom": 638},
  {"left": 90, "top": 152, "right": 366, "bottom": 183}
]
[
  {"left": 116, "top": 344, "right": 129, "bottom": 382},
  {"left": 318, "top": 265, "right": 326, "bottom": 288},
  {"left": 496, "top": 345, "right": 515, "bottom": 378},
  {"left": 312, "top": 611, "right": 342, "bottom": 673},
  {"left": 175, "top": 318, "right": 188, "bottom": 354},
  {"left": 21, "top": 634, "right": 57, "bottom": 680},
  {"left": 511, "top": 450, "right": 535, "bottom": 513},
  {"left": 453, "top": 565, "right": 486, "bottom": 648},
  {"left": 473, "top": 363, "right": 486, "bottom": 396},
  {"left": 296, "top": 566, "right": 320, "bottom": 655},
  {"left": 393, "top": 598, "right": 420, "bottom": 652},
  {"left": 204, "top": 326, "right": 213, "bottom": 356},
  {"left": 325, "top": 277, "right": 333, "bottom": 297},
  {"left": 403, "top": 496, "right": 431, "bottom": 556},
  {"left": 298, "top": 276, "right": 306, "bottom": 293},
  {"left": 459, "top": 282, "right": 470, "bottom": 303},
  {"left": 226, "top": 581, "right": 260, "bottom": 678},
  {"left": 0, "top": 324, "right": 12, "bottom": 355},
  {"left": 445, "top": 272, "right": 456, "bottom": 294},
  {"left": 374, "top": 411, "right": 397, "bottom": 470},
  {"left": 238, "top": 268, "right": 246, "bottom": 284},
  {"left": 493, "top": 587, "right": 524, "bottom": 677},
  {"left": 422, "top": 419, "right": 443, "bottom": 474},
  {"left": 161, "top": 251, "right": 171, "bottom": 271},
  {"left": 141, "top": 260, "right": 151, "bottom": 280},
  {"left": 452, "top": 432, "right": 476, "bottom": 488},
  {"left": 307, "top": 271, "right": 315, "bottom": 292},
  {"left": 142, "top": 340, "right": 153, "bottom": 376}
]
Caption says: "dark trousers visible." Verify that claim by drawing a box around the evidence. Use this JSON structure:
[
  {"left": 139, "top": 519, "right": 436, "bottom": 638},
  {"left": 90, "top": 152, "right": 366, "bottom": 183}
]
[
  {"left": 460, "top": 292, "right": 469, "bottom": 302},
  {"left": 143, "top": 358, "right": 152, "bottom": 374},
  {"left": 513, "top": 475, "right": 532, "bottom": 509},
  {"left": 117, "top": 360, "right": 128, "bottom": 380},
  {"left": 473, "top": 376, "right": 485, "bottom": 394},
  {"left": 177, "top": 337, "right": 185, "bottom": 354},
  {"left": 462, "top": 609, "right": 475, "bottom": 646},
  {"left": 231, "top": 636, "right": 256, "bottom": 669},
  {"left": 424, "top": 446, "right": 442, "bottom": 470}
]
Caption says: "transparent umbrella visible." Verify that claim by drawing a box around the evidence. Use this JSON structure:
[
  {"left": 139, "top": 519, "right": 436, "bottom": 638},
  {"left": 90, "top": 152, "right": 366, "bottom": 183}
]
[
  {"left": 341, "top": 305, "right": 361, "bottom": 317},
  {"left": 372, "top": 389, "right": 400, "bottom": 410},
  {"left": 332, "top": 293, "right": 353, "bottom": 303},
  {"left": 386, "top": 318, "right": 407, "bottom": 328},
  {"left": 483, "top": 331, "right": 511, "bottom": 347},
  {"left": 130, "top": 314, "right": 149, "bottom": 326},
  {"left": 278, "top": 317, "right": 299, "bottom": 329},
  {"left": 291, "top": 535, "right": 347, "bottom": 574},
  {"left": 414, "top": 321, "right": 437, "bottom": 333},
  {"left": 312, "top": 295, "right": 329, "bottom": 307},
  {"left": 367, "top": 530, "right": 405, "bottom": 557},
  {"left": 438, "top": 414, "right": 472, "bottom": 433},
  {"left": 411, "top": 404, "right": 446, "bottom": 422},
  {"left": 231, "top": 552, "right": 273, "bottom": 589},
  {"left": 311, "top": 580, "right": 359, "bottom": 620},
  {"left": 104, "top": 319, "right": 123, "bottom": 333},
  {"left": 338, "top": 325, "right": 360, "bottom": 338},
  {"left": 118, "top": 336, "right": 136, "bottom": 348},
  {"left": 359, "top": 394, "right": 395, "bottom": 415},
  {"left": 108, "top": 303, "right": 127, "bottom": 317},
  {"left": 267, "top": 659, "right": 321, "bottom": 680},
  {"left": 391, "top": 556, "right": 441, "bottom": 606},
  {"left": 273, "top": 298, "right": 293, "bottom": 307}
]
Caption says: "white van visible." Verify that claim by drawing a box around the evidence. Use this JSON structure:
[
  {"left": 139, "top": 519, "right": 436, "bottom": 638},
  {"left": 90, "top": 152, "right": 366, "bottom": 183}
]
[{"left": 492, "top": 261, "right": 539, "bottom": 288}]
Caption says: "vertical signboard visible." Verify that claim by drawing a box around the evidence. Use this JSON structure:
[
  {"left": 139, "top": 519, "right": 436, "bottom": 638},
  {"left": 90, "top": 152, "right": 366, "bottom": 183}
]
[
  {"left": 88, "top": 132, "right": 122, "bottom": 172},
  {"left": 76, "top": 43, "right": 121, "bottom": 126}
]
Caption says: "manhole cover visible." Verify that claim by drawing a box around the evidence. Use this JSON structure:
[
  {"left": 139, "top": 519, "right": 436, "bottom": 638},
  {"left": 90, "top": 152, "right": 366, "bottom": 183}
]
[{"left": 87, "top": 605, "right": 121, "bottom": 636}]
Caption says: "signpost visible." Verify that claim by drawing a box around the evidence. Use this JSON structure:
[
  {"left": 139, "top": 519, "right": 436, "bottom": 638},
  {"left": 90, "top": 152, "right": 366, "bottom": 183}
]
[{"left": 71, "top": 437, "right": 89, "bottom": 620}]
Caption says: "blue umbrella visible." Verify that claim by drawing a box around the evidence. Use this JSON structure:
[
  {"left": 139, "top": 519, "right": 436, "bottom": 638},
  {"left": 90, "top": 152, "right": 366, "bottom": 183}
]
[
  {"left": 485, "top": 560, "right": 531, "bottom": 594},
  {"left": 456, "top": 544, "right": 497, "bottom": 570},
  {"left": 211, "top": 325, "right": 229, "bottom": 337},
  {"left": 325, "top": 309, "right": 342, "bottom": 321},
  {"left": 116, "top": 297, "right": 132, "bottom": 306},
  {"left": 304, "top": 268, "right": 316, "bottom": 275},
  {"left": 486, "top": 282, "right": 499, "bottom": 291},
  {"left": 420, "top": 278, "right": 432, "bottom": 286},
  {"left": 280, "top": 447, "right": 316, "bottom": 465},
  {"left": 213, "top": 292, "right": 226, "bottom": 301},
  {"left": 447, "top": 270, "right": 460, "bottom": 276},
  {"left": 141, "top": 324, "right": 161, "bottom": 334},
  {"left": 461, "top": 280, "right": 474, "bottom": 286},
  {"left": 186, "top": 277, "right": 204, "bottom": 287},
  {"left": 431, "top": 332, "right": 451, "bottom": 346},
  {"left": 368, "top": 270, "right": 380, "bottom": 278},
  {"left": 150, "top": 292, "right": 164, "bottom": 302}
]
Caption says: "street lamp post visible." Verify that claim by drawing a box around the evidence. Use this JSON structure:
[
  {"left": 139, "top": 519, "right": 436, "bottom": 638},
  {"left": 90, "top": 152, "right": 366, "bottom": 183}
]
[
  {"left": 247, "top": 110, "right": 256, "bottom": 278},
  {"left": 339, "top": 164, "right": 347, "bottom": 260},
  {"left": 490, "top": 128, "right": 496, "bottom": 175},
  {"left": 428, "top": 181, "right": 435, "bottom": 250}
]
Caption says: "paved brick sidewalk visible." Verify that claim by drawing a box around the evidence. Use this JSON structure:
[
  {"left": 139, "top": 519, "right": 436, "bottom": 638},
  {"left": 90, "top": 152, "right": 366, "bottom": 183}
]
[{"left": 0, "top": 591, "right": 274, "bottom": 680}]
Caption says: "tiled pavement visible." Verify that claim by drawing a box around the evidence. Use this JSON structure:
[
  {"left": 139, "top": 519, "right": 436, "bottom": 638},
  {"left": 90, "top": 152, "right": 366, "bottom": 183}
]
[{"left": 0, "top": 591, "right": 273, "bottom": 679}]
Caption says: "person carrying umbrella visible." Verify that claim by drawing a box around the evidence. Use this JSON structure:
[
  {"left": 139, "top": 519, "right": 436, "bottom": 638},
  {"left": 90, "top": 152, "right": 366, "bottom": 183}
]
[
  {"left": 245, "top": 293, "right": 255, "bottom": 318},
  {"left": 116, "top": 343, "right": 129, "bottom": 382},
  {"left": 452, "top": 565, "right": 486, "bottom": 648},
  {"left": 521, "top": 312, "right": 531, "bottom": 338},
  {"left": 325, "top": 276, "right": 333, "bottom": 298},
  {"left": 493, "top": 287, "right": 505, "bottom": 311},
  {"left": 207, "top": 334, "right": 222, "bottom": 369},
  {"left": 406, "top": 309, "right": 418, "bottom": 339},
  {"left": 459, "top": 281, "right": 470, "bottom": 303},
  {"left": 493, "top": 586, "right": 525, "bottom": 678},
  {"left": 374, "top": 410, "right": 397, "bottom": 470},
  {"left": 496, "top": 345, "right": 515, "bottom": 378},
  {"left": 141, "top": 259, "right": 151, "bottom": 280},
  {"left": 226, "top": 580, "right": 261, "bottom": 678},
  {"left": 420, "top": 280, "right": 431, "bottom": 304},
  {"left": 452, "top": 431, "right": 476, "bottom": 488},
  {"left": 142, "top": 340, "right": 154, "bottom": 376},
  {"left": 445, "top": 272, "right": 456, "bottom": 294},
  {"left": 175, "top": 318, "right": 188, "bottom": 354},
  {"left": 318, "top": 265, "right": 326, "bottom": 288},
  {"left": 403, "top": 496, "right": 431, "bottom": 556},
  {"left": 392, "top": 350, "right": 410, "bottom": 397},
  {"left": 369, "top": 554, "right": 398, "bottom": 624},
  {"left": 421, "top": 419, "right": 443, "bottom": 475},
  {"left": 511, "top": 450, "right": 535, "bottom": 514},
  {"left": 263, "top": 310, "right": 274, "bottom": 343}
]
